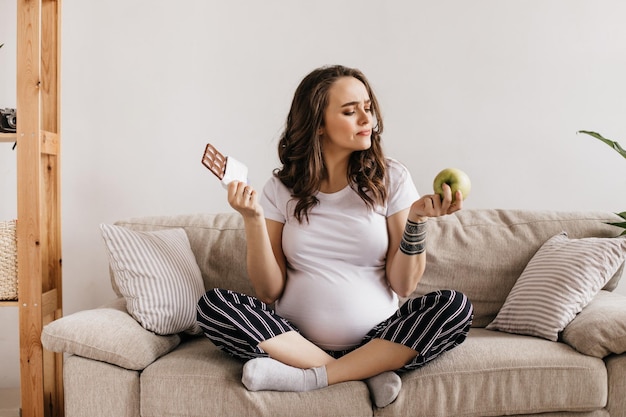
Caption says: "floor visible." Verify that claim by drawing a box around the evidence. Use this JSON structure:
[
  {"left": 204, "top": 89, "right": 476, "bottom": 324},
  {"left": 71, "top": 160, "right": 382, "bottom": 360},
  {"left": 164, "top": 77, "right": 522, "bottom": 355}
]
[{"left": 0, "top": 388, "right": 19, "bottom": 417}]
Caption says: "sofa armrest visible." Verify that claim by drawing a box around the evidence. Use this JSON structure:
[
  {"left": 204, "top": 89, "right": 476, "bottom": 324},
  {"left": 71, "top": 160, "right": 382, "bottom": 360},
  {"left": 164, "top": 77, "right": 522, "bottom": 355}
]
[
  {"left": 64, "top": 355, "right": 140, "bottom": 417},
  {"left": 41, "top": 297, "right": 181, "bottom": 370},
  {"left": 606, "top": 353, "right": 626, "bottom": 417},
  {"left": 561, "top": 290, "right": 626, "bottom": 358}
]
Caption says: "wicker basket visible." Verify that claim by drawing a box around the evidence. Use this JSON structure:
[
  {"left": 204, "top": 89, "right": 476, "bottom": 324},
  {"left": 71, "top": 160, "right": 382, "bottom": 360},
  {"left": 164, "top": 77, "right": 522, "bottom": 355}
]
[{"left": 0, "top": 219, "right": 18, "bottom": 301}]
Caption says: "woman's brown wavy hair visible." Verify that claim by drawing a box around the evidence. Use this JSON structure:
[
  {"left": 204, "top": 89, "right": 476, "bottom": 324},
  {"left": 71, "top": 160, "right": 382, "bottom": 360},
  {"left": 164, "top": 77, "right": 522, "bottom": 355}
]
[{"left": 275, "top": 65, "right": 387, "bottom": 223}]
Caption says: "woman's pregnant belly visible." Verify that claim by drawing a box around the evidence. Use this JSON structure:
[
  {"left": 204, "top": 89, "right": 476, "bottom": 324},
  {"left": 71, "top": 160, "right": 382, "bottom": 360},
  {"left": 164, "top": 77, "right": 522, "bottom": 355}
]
[{"left": 275, "top": 268, "right": 398, "bottom": 351}]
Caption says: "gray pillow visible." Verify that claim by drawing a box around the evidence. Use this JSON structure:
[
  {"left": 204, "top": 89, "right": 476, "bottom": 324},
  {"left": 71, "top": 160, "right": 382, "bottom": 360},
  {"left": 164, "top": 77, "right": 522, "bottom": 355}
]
[
  {"left": 562, "top": 290, "right": 626, "bottom": 357},
  {"left": 41, "top": 299, "right": 180, "bottom": 370},
  {"left": 486, "top": 233, "right": 626, "bottom": 341}
]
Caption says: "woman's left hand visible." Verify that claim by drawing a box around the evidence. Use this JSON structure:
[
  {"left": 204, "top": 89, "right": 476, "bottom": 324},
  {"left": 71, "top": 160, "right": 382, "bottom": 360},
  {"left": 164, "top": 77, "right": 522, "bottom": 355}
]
[{"left": 409, "top": 183, "right": 462, "bottom": 222}]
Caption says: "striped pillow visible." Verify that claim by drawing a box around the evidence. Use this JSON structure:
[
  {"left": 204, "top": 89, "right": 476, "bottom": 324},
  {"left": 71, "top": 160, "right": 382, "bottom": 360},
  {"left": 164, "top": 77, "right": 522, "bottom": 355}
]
[
  {"left": 100, "top": 224, "right": 205, "bottom": 335},
  {"left": 486, "top": 232, "right": 626, "bottom": 341}
]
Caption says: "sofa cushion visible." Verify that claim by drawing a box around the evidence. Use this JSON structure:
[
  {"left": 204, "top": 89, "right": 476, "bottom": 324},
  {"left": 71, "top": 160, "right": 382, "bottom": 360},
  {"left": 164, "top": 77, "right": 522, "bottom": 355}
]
[
  {"left": 486, "top": 232, "right": 626, "bottom": 341},
  {"left": 562, "top": 290, "right": 626, "bottom": 358},
  {"left": 140, "top": 338, "right": 373, "bottom": 417},
  {"left": 100, "top": 224, "right": 205, "bottom": 335},
  {"left": 139, "top": 330, "right": 607, "bottom": 417},
  {"left": 114, "top": 213, "right": 255, "bottom": 297},
  {"left": 41, "top": 298, "right": 181, "bottom": 370},
  {"left": 414, "top": 209, "right": 625, "bottom": 327},
  {"left": 377, "top": 328, "right": 607, "bottom": 417}
]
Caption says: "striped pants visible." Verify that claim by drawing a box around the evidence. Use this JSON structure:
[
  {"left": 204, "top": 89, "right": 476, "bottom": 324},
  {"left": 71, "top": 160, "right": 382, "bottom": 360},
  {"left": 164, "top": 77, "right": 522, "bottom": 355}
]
[{"left": 196, "top": 288, "right": 473, "bottom": 371}]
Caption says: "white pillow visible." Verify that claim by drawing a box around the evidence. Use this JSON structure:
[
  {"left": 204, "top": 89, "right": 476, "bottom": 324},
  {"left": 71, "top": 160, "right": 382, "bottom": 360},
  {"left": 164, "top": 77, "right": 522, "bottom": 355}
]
[
  {"left": 486, "top": 232, "right": 626, "bottom": 341},
  {"left": 100, "top": 224, "right": 205, "bottom": 335}
]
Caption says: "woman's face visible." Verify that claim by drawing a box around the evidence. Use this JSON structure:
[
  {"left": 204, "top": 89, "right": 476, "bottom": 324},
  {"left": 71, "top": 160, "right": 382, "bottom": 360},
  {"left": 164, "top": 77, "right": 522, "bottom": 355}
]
[{"left": 319, "top": 76, "right": 373, "bottom": 157}]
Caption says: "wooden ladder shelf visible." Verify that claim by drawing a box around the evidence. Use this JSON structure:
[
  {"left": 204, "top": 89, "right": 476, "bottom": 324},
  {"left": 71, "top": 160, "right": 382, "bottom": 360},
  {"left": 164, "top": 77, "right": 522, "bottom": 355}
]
[{"left": 16, "top": 0, "right": 64, "bottom": 415}]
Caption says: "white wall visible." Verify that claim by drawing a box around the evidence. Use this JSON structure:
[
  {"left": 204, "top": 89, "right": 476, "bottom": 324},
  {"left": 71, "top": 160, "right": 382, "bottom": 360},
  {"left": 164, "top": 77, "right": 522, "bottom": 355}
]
[
  {"left": 0, "top": 0, "right": 19, "bottom": 390},
  {"left": 1, "top": 0, "right": 626, "bottom": 388}
]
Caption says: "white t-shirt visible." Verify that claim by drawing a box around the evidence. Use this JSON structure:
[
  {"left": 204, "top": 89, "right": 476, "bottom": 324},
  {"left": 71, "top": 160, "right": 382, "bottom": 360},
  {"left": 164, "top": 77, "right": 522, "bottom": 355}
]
[{"left": 260, "top": 158, "right": 419, "bottom": 350}]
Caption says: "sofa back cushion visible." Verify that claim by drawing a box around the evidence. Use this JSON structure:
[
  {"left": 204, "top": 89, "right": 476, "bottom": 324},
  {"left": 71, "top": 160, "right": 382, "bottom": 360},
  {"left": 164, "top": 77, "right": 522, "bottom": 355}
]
[
  {"left": 113, "top": 210, "right": 624, "bottom": 329},
  {"left": 114, "top": 213, "right": 254, "bottom": 297},
  {"left": 413, "top": 209, "right": 624, "bottom": 327}
]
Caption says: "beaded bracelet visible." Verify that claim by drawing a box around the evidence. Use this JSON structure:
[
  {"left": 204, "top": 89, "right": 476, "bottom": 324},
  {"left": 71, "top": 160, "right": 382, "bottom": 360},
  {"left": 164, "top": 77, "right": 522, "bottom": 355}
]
[{"left": 400, "top": 219, "right": 426, "bottom": 255}]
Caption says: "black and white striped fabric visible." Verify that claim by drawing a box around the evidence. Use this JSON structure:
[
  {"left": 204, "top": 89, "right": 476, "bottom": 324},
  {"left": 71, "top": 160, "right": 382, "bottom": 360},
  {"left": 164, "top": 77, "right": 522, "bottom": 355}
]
[
  {"left": 197, "top": 288, "right": 473, "bottom": 370},
  {"left": 100, "top": 224, "right": 205, "bottom": 335},
  {"left": 487, "top": 232, "right": 626, "bottom": 341}
]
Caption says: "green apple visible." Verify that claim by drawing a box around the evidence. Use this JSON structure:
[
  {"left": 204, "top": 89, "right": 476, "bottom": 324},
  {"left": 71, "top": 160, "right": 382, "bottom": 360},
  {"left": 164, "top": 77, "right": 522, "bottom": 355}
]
[{"left": 433, "top": 168, "right": 471, "bottom": 202}]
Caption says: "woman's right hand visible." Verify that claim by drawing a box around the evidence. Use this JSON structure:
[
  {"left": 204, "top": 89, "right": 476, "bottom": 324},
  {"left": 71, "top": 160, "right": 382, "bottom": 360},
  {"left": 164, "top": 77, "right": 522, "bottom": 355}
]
[
  {"left": 227, "top": 181, "right": 285, "bottom": 304},
  {"left": 227, "top": 181, "right": 263, "bottom": 219}
]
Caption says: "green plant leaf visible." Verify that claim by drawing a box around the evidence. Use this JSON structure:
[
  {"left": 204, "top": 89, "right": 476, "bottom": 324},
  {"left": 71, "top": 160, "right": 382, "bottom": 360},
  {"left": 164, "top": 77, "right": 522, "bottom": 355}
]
[
  {"left": 578, "top": 130, "right": 626, "bottom": 159},
  {"left": 606, "top": 221, "right": 626, "bottom": 229},
  {"left": 616, "top": 212, "right": 626, "bottom": 220}
]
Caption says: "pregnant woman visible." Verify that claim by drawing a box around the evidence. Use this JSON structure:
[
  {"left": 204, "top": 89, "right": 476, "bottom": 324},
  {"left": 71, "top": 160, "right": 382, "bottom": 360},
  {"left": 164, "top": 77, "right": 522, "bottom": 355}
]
[{"left": 197, "top": 64, "right": 473, "bottom": 408}]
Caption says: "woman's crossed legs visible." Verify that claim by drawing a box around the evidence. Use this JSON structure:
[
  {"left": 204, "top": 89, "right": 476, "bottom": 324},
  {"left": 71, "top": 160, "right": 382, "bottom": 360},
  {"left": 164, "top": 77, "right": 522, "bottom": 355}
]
[{"left": 196, "top": 288, "right": 473, "bottom": 407}]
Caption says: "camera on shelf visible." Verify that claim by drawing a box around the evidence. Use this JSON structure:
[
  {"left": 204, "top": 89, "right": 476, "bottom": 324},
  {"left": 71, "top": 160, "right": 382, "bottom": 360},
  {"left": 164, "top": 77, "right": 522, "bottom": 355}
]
[{"left": 0, "top": 108, "right": 17, "bottom": 133}]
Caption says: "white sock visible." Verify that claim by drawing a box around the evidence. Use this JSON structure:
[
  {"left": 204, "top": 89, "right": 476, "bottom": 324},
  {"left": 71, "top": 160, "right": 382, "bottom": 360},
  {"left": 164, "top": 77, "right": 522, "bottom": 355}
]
[
  {"left": 365, "top": 371, "right": 402, "bottom": 408},
  {"left": 242, "top": 357, "right": 328, "bottom": 392}
]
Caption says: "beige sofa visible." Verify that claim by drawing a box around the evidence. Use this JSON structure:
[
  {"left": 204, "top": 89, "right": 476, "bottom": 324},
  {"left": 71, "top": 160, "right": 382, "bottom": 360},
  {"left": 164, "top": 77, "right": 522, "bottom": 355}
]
[{"left": 42, "top": 209, "right": 626, "bottom": 417}]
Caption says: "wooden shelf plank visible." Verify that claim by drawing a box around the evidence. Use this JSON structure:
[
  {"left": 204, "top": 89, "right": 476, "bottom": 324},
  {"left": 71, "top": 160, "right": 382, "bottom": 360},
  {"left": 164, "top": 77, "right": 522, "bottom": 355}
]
[
  {"left": 41, "top": 289, "right": 58, "bottom": 317},
  {"left": 0, "top": 300, "right": 19, "bottom": 307},
  {"left": 0, "top": 132, "right": 17, "bottom": 142},
  {"left": 41, "top": 130, "right": 59, "bottom": 155}
]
